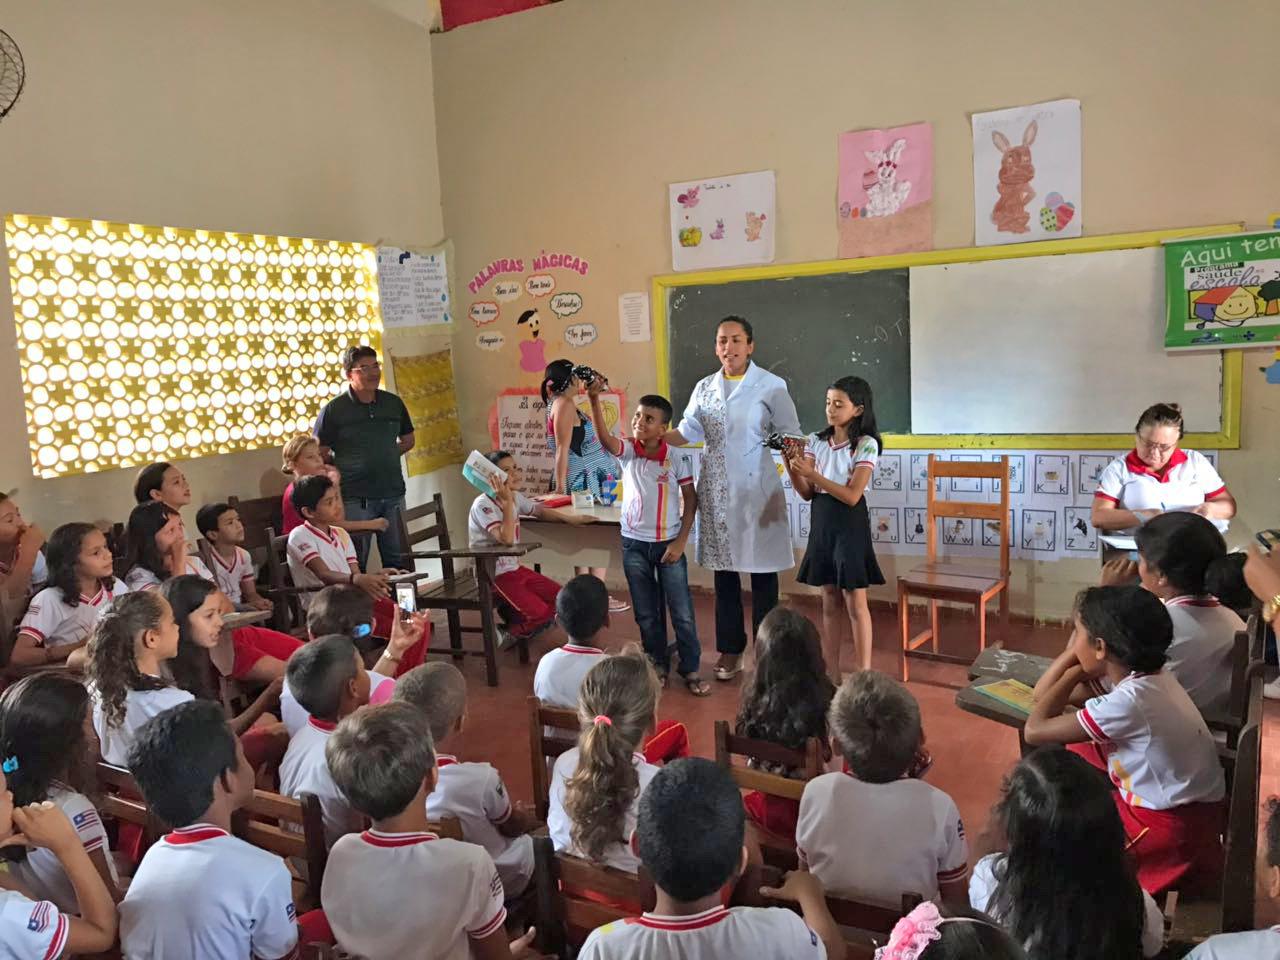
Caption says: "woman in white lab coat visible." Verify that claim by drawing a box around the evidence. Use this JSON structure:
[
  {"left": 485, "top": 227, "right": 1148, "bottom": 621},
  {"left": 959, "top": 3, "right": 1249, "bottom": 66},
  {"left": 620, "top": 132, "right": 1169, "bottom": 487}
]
[{"left": 665, "top": 316, "right": 801, "bottom": 680}]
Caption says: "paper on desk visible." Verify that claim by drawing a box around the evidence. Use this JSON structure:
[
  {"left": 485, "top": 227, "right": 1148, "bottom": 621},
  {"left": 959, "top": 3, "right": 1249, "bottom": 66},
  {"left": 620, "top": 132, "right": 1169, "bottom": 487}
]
[{"left": 973, "top": 679, "right": 1035, "bottom": 715}]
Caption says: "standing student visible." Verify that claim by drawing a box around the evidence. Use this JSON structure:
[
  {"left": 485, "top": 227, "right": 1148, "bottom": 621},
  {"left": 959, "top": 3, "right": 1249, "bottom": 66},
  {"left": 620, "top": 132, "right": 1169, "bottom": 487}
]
[
  {"left": 0, "top": 491, "right": 46, "bottom": 601},
  {"left": 194, "top": 503, "right": 272, "bottom": 610},
  {"left": 665, "top": 316, "right": 801, "bottom": 680},
  {"left": 123, "top": 501, "right": 216, "bottom": 591},
  {"left": 587, "top": 384, "right": 707, "bottom": 694},
  {"left": 279, "top": 434, "right": 388, "bottom": 538},
  {"left": 784, "top": 375, "right": 884, "bottom": 678}
]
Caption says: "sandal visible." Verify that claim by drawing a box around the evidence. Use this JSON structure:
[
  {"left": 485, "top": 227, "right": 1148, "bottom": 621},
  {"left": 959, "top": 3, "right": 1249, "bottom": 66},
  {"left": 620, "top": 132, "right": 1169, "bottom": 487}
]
[
  {"left": 683, "top": 674, "right": 712, "bottom": 697},
  {"left": 713, "top": 658, "right": 742, "bottom": 681}
]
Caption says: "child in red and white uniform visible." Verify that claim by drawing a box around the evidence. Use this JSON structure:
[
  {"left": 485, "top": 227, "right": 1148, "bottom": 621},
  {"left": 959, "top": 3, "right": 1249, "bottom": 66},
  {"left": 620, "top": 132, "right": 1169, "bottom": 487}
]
[
  {"left": 279, "top": 434, "right": 388, "bottom": 538},
  {"left": 468, "top": 451, "right": 591, "bottom": 640},
  {"left": 1026, "top": 585, "right": 1226, "bottom": 894},
  {"left": 578, "top": 757, "right": 842, "bottom": 960},
  {"left": 278, "top": 634, "right": 371, "bottom": 847},
  {"left": 1186, "top": 798, "right": 1280, "bottom": 958},
  {"left": 797, "top": 670, "right": 967, "bottom": 907},
  {"left": 121, "top": 700, "right": 301, "bottom": 960},
  {"left": 12, "top": 522, "right": 127, "bottom": 669},
  {"left": 195, "top": 502, "right": 272, "bottom": 610},
  {"left": 122, "top": 501, "right": 216, "bottom": 591},
  {"left": 393, "top": 663, "right": 537, "bottom": 896},
  {"left": 534, "top": 574, "right": 611, "bottom": 708},
  {"left": 322, "top": 702, "right": 538, "bottom": 960}
]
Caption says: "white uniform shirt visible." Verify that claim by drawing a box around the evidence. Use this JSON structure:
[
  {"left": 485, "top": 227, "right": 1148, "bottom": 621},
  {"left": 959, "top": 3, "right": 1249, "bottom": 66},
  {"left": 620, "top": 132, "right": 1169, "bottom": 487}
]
[
  {"left": 278, "top": 717, "right": 356, "bottom": 847},
  {"left": 533, "top": 643, "right": 606, "bottom": 709},
  {"left": 9, "top": 787, "right": 118, "bottom": 914},
  {"left": 1186, "top": 927, "right": 1280, "bottom": 959},
  {"left": 91, "top": 683, "right": 194, "bottom": 766},
  {"left": 969, "top": 853, "right": 1165, "bottom": 957},
  {"left": 427, "top": 755, "right": 534, "bottom": 895},
  {"left": 548, "top": 747, "right": 659, "bottom": 873},
  {"left": 285, "top": 523, "right": 356, "bottom": 605},
  {"left": 1164, "top": 596, "right": 1244, "bottom": 717},
  {"left": 322, "top": 829, "right": 507, "bottom": 960},
  {"left": 18, "top": 580, "right": 129, "bottom": 650},
  {"left": 119, "top": 824, "right": 299, "bottom": 960},
  {"left": 617, "top": 440, "right": 694, "bottom": 543},
  {"left": 1077, "top": 670, "right": 1226, "bottom": 809},
  {"left": 578, "top": 905, "right": 827, "bottom": 960},
  {"left": 803, "top": 434, "right": 879, "bottom": 488},
  {"left": 796, "top": 773, "right": 968, "bottom": 906},
  {"left": 280, "top": 670, "right": 392, "bottom": 737},
  {"left": 208, "top": 546, "right": 255, "bottom": 604},
  {"left": 124, "top": 555, "right": 215, "bottom": 592},
  {"left": 467, "top": 492, "right": 538, "bottom": 576},
  {"left": 1094, "top": 449, "right": 1227, "bottom": 526},
  {"left": 0, "top": 889, "right": 68, "bottom": 960}
]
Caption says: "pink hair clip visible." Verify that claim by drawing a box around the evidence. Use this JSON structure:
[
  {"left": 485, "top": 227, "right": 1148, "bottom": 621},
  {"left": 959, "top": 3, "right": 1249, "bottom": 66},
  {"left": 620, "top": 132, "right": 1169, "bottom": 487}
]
[
  {"left": 875, "top": 902, "right": 945, "bottom": 960},
  {"left": 592, "top": 715, "right": 612, "bottom": 727}
]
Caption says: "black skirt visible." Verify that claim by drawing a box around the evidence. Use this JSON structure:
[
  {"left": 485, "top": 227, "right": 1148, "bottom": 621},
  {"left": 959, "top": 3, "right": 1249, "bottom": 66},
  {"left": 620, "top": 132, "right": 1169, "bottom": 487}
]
[{"left": 797, "top": 493, "right": 885, "bottom": 590}]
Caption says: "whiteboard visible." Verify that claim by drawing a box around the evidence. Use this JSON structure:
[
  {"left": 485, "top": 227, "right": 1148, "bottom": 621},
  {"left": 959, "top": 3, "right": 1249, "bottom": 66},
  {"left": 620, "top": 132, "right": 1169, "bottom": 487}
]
[{"left": 909, "top": 248, "right": 1223, "bottom": 434}]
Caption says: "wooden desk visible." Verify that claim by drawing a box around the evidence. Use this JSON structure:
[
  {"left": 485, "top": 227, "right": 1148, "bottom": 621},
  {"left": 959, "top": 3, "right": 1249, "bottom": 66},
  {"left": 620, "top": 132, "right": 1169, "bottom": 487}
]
[
  {"left": 522, "top": 504, "right": 623, "bottom": 570},
  {"left": 955, "top": 680, "right": 1032, "bottom": 756},
  {"left": 968, "top": 647, "right": 1053, "bottom": 688}
]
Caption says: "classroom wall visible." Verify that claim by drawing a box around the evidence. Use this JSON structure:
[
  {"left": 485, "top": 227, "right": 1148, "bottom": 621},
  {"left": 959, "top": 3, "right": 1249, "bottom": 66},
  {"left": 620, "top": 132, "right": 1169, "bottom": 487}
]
[
  {"left": 432, "top": 0, "right": 1280, "bottom": 618},
  {"left": 0, "top": 0, "right": 471, "bottom": 545}
]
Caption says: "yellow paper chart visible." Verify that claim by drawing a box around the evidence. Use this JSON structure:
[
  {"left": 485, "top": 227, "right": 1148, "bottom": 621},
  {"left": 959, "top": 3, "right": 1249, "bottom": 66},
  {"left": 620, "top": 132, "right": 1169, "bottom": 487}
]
[
  {"left": 393, "top": 350, "right": 464, "bottom": 477},
  {"left": 973, "top": 679, "right": 1036, "bottom": 715}
]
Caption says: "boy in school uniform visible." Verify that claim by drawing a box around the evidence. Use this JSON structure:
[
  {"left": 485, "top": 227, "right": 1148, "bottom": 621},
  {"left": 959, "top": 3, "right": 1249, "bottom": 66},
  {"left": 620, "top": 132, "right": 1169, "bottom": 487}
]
[
  {"left": 393, "top": 663, "right": 537, "bottom": 896},
  {"left": 286, "top": 475, "right": 391, "bottom": 605},
  {"left": 121, "top": 700, "right": 300, "bottom": 960},
  {"left": 796, "top": 671, "right": 968, "bottom": 908},
  {"left": 587, "top": 386, "right": 708, "bottom": 696},
  {"left": 278, "top": 634, "right": 371, "bottom": 847},
  {"left": 195, "top": 502, "right": 272, "bottom": 610},
  {"left": 533, "top": 573, "right": 611, "bottom": 708},
  {"left": 578, "top": 757, "right": 843, "bottom": 960},
  {"left": 321, "top": 702, "right": 538, "bottom": 960}
]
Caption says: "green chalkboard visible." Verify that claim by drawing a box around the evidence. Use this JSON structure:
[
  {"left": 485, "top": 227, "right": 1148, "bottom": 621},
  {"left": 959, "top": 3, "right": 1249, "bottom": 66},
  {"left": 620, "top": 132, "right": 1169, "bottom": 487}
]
[{"left": 665, "top": 269, "right": 910, "bottom": 434}]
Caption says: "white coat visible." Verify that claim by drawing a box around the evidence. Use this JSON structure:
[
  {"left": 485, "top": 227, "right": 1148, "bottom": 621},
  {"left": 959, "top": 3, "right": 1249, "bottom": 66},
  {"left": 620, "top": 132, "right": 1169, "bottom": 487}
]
[{"left": 677, "top": 361, "right": 801, "bottom": 573}]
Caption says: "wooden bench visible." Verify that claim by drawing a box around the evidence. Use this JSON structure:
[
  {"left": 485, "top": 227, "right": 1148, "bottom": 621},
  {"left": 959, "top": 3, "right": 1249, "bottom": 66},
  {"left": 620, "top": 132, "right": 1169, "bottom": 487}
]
[{"left": 527, "top": 695, "right": 580, "bottom": 822}]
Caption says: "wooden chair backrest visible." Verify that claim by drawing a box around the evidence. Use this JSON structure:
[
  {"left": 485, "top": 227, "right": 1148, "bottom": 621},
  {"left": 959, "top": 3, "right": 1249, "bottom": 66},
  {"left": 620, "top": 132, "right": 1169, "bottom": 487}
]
[
  {"left": 95, "top": 761, "right": 166, "bottom": 847},
  {"left": 1221, "top": 723, "right": 1261, "bottom": 933},
  {"left": 759, "top": 862, "right": 920, "bottom": 954},
  {"left": 528, "top": 696, "right": 581, "bottom": 822},
  {"left": 263, "top": 526, "right": 306, "bottom": 633},
  {"left": 712, "top": 719, "right": 824, "bottom": 802},
  {"left": 531, "top": 835, "right": 656, "bottom": 955},
  {"left": 233, "top": 789, "right": 329, "bottom": 901},
  {"left": 1224, "top": 629, "right": 1253, "bottom": 728},
  {"left": 925, "top": 454, "right": 1010, "bottom": 575},
  {"left": 108, "top": 521, "right": 129, "bottom": 580},
  {"left": 227, "top": 494, "right": 284, "bottom": 558},
  {"left": 397, "top": 494, "right": 455, "bottom": 581}
]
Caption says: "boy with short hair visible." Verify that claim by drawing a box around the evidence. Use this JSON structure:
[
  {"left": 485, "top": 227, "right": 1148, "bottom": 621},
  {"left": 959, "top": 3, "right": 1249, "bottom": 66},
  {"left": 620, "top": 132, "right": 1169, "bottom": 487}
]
[
  {"left": 321, "top": 702, "right": 537, "bottom": 960},
  {"left": 278, "top": 634, "right": 371, "bottom": 847},
  {"left": 195, "top": 502, "right": 272, "bottom": 610},
  {"left": 393, "top": 663, "right": 537, "bottom": 895},
  {"left": 533, "top": 573, "right": 610, "bottom": 708},
  {"left": 587, "top": 386, "right": 707, "bottom": 696},
  {"left": 286, "top": 475, "right": 390, "bottom": 604},
  {"left": 121, "top": 700, "right": 299, "bottom": 960},
  {"left": 579, "top": 757, "right": 842, "bottom": 959},
  {"left": 796, "top": 670, "right": 968, "bottom": 907}
]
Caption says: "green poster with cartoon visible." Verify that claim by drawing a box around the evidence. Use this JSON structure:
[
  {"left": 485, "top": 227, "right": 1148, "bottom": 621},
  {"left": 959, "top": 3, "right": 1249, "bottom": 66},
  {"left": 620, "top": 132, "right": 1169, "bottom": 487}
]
[{"left": 1164, "top": 231, "right": 1280, "bottom": 350}]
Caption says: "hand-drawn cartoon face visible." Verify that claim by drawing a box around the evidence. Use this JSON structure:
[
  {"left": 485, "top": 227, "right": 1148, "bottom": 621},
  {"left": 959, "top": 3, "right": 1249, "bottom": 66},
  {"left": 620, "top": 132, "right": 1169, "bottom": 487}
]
[
  {"left": 517, "top": 308, "right": 541, "bottom": 340},
  {"left": 1214, "top": 286, "right": 1259, "bottom": 324}
]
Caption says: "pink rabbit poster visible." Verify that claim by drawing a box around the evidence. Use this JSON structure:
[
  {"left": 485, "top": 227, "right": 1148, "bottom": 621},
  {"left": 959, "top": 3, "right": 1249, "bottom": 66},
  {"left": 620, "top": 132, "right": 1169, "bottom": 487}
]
[
  {"left": 972, "top": 98, "right": 1082, "bottom": 247},
  {"left": 836, "top": 122, "right": 934, "bottom": 259}
]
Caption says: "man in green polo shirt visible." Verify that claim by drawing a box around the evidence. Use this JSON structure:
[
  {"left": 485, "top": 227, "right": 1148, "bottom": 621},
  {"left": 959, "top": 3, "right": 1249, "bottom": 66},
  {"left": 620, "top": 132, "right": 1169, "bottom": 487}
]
[{"left": 315, "top": 345, "right": 415, "bottom": 571}]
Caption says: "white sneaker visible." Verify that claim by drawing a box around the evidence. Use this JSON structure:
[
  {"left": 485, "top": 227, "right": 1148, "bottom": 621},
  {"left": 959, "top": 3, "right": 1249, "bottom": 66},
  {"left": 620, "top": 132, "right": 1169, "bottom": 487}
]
[
  {"left": 1264, "top": 677, "right": 1280, "bottom": 701},
  {"left": 608, "top": 596, "right": 631, "bottom": 613}
]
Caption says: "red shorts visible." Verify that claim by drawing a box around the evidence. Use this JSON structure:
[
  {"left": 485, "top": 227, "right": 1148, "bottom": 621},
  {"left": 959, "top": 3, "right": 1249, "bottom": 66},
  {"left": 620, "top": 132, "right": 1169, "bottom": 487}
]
[
  {"left": 743, "top": 792, "right": 801, "bottom": 841},
  {"left": 229, "top": 626, "right": 303, "bottom": 679}
]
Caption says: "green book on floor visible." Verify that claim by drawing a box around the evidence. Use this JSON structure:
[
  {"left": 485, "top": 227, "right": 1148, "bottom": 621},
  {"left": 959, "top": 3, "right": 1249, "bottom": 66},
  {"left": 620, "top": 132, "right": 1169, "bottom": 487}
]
[{"left": 973, "top": 679, "right": 1035, "bottom": 715}]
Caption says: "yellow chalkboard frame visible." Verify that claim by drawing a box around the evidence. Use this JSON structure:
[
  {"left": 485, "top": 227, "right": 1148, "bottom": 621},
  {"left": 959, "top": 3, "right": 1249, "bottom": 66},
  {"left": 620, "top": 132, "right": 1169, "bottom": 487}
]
[{"left": 653, "top": 224, "right": 1243, "bottom": 450}]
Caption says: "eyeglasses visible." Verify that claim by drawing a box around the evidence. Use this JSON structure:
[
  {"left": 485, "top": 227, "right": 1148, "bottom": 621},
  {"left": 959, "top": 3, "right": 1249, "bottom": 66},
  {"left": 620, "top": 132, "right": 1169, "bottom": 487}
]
[
  {"left": 350, "top": 362, "right": 381, "bottom": 374},
  {"left": 1136, "top": 436, "right": 1177, "bottom": 455}
]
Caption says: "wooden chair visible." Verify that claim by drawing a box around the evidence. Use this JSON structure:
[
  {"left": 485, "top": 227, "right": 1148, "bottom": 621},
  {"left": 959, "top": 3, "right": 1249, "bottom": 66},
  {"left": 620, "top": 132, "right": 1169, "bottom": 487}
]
[
  {"left": 227, "top": 494, "right": 284, "bottom": 558},
  {"left": 1220, "top": 721, "right": 1262, "bottom": 933},
  {"left": 96, "top": 761, "right": 166, "bottom": 849},
  {"left": 398, "top": 493, "right": 540, "bottom": 686},
  {"left": 528, "top": 695, "right": 580, "bottom": 822},
  {"left": 898, "top": 455, "right": 1010, "bottom": 681},
  {"left": 262, "top": 526, "right": 321, "bottom": 635},
  {"left": 232, "top": 789, "right": 329, "bottom": 906},
  {"left": 712, "top": 720, "right": 823, "bottom": 870}
]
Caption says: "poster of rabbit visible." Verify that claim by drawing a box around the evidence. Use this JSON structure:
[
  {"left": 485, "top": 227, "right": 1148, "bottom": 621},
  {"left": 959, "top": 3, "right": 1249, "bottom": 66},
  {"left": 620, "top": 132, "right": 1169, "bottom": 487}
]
[
  {"left": 971, "top": 99, "right": 1081, "bottom": 247},
  {"left": 837, "top": 122, "right": 933, "bottom": 259},
  {"left": 667, "top": 170, "right": 775, "bottom": 272}
]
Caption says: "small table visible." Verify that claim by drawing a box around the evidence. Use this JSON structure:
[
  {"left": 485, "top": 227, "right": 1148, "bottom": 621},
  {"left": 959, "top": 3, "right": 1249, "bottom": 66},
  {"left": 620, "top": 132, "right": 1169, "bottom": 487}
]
[
  {"left": 957, "top": 647, "right": 1053, "bottom": 757},
  {"left": 220, "top": 609, "right": 274, "bottom": 630},
  {"left": 521, "top": 503, "right": 623, "bottom": 571}
]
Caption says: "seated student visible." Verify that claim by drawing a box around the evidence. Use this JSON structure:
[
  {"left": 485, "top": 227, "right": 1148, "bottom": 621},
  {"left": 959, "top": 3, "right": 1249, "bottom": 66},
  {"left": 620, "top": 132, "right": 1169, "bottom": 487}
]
[
  {"left": 123, "top": 501, "right": 215, "bottom": 591},
  {"left": 796, "top": 670, "right": 967, "bottom": 907},
  {"left": 322, "top": 702, "right": 537, "bottom": 959},
  {"left": 121, "top": 700, "right": 300, "bottom": 960},
  {"left": 286, "top": 474, "right": 391, "bottom": 605},
  {"left": 12, "top": 522, "right": 127, "bottom": 668},
  {"left": 1025, "top": 585, "right": 1226, "bottom": 895},
  {"left": 469, "top": 450, "right": 590, "bottom": 641},
  {"left": 1186, "top": 797, "right": 1280, "bottom": 958},
  {"left": 533, "top": 573, "right": 610, "bottom": 708},
  {"left": 133, "top": 460, "right": 192, "bottom": 512},
  {"left": 969, "top": 747, "right": 1164, "bottom": 959},
  {"left": 279, "top": 434, "right": 387, "bottom": 538},
  {"left": 875, "top": 902, "right": 1027, "bottom": 960},
  {"left": 586, "top": 385, "right": 707, "bottom": 695},
  {"left": 735, "top": 606, "right": 836, "bottom": 842},
  {"left": 0, "top": 490, "right": 46, "bottom": 600},
  {"left": 0, "top": 763, "right": 117, "bottom": 958},
  {"left": 278, "top": 633, "right": 370, "bottom": 847},
  {"left": 86, "top": 590, "right": 194, "bottom": 766},
  {"left": 578, "top": 757, "right": 844, "bottom": 960},
  {"left": 393, "top": 663, "right": 537, "bottom": 896},
  {"left": 194, "top": 502, "right": 272, "bottom": 611},
  {"left": 0, "top": 672, "right": 122, "bottom": 912}
]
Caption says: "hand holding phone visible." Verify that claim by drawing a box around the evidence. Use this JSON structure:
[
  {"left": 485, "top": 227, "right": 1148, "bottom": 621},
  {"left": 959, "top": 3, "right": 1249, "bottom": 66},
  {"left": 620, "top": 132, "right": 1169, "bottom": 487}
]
[{"left": 395, "top": 581, "right": 416, "bottom": 617}]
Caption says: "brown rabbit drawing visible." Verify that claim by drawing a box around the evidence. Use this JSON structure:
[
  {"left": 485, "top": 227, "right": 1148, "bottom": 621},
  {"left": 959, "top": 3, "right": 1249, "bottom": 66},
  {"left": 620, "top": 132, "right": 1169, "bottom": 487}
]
[{"left": 991, "top": 120, "right": 1038, "bottom": 234}]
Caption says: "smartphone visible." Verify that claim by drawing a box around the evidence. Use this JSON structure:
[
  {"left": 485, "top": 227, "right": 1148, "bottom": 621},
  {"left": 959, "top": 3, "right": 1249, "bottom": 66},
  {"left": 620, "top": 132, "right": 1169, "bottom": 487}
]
[{"left": 395, "top": 581, "right": 416, "bottom": 617}]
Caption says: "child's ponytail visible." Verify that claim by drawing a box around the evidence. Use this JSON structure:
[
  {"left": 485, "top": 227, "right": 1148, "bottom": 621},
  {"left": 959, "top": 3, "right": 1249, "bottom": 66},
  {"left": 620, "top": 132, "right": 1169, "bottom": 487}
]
[
  {"left": 87, "top": 591, "right": 171, "bottom": 730},
  {"left": 564, "top": 647, "right": 660, "bottom": 863}
]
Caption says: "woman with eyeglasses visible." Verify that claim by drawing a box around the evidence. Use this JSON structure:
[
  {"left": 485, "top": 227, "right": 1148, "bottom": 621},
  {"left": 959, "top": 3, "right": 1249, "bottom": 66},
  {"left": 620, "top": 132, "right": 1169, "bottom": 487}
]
[{"left": 1091, "top": 402, "right": 1235, "bottom": 535}]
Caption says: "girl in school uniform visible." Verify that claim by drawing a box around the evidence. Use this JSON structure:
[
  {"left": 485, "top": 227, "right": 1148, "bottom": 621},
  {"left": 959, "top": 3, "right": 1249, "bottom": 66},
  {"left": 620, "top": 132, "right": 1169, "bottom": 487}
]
[
  {"left": 1025, "top": 585, "right": 1226, "bottom": 895},
  {"left": 122, "top": 501, "right": 215, "bottom": 591},
  {"left": 783, "top": 375, "right": 885, "bottom": 679}
]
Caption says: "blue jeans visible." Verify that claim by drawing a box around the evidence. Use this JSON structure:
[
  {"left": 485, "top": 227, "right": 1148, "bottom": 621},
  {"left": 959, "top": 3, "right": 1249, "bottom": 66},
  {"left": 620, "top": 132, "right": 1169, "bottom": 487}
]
[
  {"left": 343, "top": 497, "right": 410, "bottom": 571},
  {"left": 621, "top": 536, "right": 700, "bottom": 676}
]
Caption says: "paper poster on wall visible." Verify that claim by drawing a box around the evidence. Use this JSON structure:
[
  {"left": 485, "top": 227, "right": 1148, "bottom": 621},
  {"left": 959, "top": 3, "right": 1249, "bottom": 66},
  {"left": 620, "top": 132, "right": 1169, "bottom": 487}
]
[
  {"left": 668, "top": 170, "right": 775, "bottom": 272},
  {"left": 391, "top": 351, "right": 464, "bottom": 477},
  {"left": 837, "top": 122, "right": 933, "bottom": 259},
  {"left": 1163, "top": 231, "right": 1280, "bottom": 350},
  {"left": 376, "top": 245, "right": 453, "bottom": 327},
  {"left": 490, "top": 388, "right": 625, "bottom": 495},
  {"left": 972, "top": 99, "right": 1081, "bottom": 247},
  {"left": 619, "top": 292, "right": 651, "bottom": 343}
]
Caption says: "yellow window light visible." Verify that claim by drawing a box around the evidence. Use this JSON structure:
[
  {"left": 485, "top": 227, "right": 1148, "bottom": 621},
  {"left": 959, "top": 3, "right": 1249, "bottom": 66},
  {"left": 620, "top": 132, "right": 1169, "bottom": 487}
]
[{"left": 5, "top": 214, "right": 383, "bottom": 478}]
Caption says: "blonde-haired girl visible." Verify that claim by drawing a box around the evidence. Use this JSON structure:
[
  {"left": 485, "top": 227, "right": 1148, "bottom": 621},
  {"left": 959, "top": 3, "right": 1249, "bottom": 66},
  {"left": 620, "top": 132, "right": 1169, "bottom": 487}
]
[{"left": 279, "top": 435, "right": 386, "bottom": 537}]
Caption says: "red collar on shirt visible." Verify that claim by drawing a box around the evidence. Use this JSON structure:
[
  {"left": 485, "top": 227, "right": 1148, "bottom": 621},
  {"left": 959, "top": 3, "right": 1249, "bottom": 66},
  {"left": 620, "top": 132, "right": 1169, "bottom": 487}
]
[
  {"left": 1115, "top": 671, "right": 1153, "bottom": 688},
  {"left": 210, "top": 547, "right": 240, "bottom": 572},
  {"left": 308, "top": 717, "right": 338, "bottom": 733},
  {"left": 1166, "top": 595, "right": 1221, "bottom": 608},
  {"left": 631, "top": 906, "right": 731, "bottom": 931},
  {"left": 164, "top": 823, "right": 229, "bottom": 845},
  {"left": 436, "top": 755, "right": 458, "bottom": 767},
  {"left": 303, "top": 521, "right": 339, "bottom": 546},
  {"left": 630, "top": 438, "right": 669, "bottom": 462},
  {"left": 561, "top": 644, "right": 604, "bottom": 654},
  {"left": 81, "top": 585, "right": 110, "bottom": 606},
  {"left": 360, "top": 830, "right": 438, "bottom": 848},
  {"left": 1124, "top": 448, "right": 1188, "bottom": 483}
]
